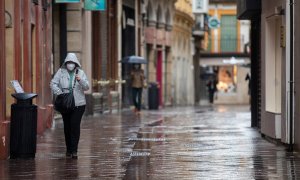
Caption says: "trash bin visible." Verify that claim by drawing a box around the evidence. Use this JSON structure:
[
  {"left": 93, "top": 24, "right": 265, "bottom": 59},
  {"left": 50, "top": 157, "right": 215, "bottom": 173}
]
[
  {"left": 148, "top": 82, "right": 159, "bottom": 110},
  {"left": 10, "top": 93, "right": 38, "bottom": 159}
]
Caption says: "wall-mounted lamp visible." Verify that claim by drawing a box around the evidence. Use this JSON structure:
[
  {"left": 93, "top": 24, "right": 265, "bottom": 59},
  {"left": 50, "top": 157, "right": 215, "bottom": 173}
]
[
  {"left": 266, "top": 6, "right": 285, "bottom": 19},
  {"left": 275, "top": 6, "right": 285, "bottom": 16}
]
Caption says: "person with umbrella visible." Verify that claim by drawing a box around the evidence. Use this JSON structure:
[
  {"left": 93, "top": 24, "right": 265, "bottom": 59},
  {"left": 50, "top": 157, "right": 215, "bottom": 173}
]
[
  {"left": 121, "top": 56, "right": 147, "bottom": 115},
  {"left": 131, "top": 63, "right": 145, "bottom": 115}
]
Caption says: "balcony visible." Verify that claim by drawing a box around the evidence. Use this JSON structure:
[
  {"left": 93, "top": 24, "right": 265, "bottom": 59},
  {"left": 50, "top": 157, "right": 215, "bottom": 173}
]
[
  {"left": 200, "top": 37, "right": 250, "bottom": 66},
  {"left": 205, "top": 38, "right": 250, "bottom": 54},
  {"left": 192, "top": 14, "right": 209, "bottom": 37},
  {"left": 193, "top": 26, "right": 208, "bottom": 37}
]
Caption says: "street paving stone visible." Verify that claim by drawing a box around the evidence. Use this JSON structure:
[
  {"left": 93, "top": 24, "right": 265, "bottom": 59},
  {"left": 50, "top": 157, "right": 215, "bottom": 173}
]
[{"left": 1, "top": 105, "right": 300, "bottom": 179}]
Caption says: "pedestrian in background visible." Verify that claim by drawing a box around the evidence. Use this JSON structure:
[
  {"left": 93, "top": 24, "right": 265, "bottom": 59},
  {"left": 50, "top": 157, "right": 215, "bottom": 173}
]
[
  {"left": 207, "top": 76, "right": 218, "bottom": 104},
  {"left": 245, "top": 73, "right": 251, "bottom": 106},
  {"left": 50, "top": 53, "right": 89, "bottom": 159},
  {"left": 131, "top": 64, "right": 145, "bottom": 115}
]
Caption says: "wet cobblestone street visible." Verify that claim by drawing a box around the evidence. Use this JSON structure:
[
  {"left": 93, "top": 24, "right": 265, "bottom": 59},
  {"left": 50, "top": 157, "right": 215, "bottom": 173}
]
[{"left": 1, "top": 105, "right": 300, "bottom": 179}]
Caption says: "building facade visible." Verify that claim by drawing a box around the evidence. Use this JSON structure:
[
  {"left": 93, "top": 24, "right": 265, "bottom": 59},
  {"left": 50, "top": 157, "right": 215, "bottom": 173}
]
[
  {"left": 0, "top": 0, "right": 127, "bottom": 159},
  {"left": 172, "top": 0, "right": 195, "bottom": 105},
  {"left": 192, "top": 0, "right": 209, "bottom": 105},
  {"left": 259, "top": 0, "right": 287, "bottom": 143},
  {"left": 0, "top": 0, "right": 53, "bottom": 159},
  {"left": 143, "top": 0, "right": 175, "bottom": 107},
  {"left": 237, "top": 0, "right": 300, "bottom": 151}
]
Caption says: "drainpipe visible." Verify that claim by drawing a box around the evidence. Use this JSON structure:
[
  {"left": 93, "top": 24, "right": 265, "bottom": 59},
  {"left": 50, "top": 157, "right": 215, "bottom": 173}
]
[{"left": 288, "top": 0, "right": 294, "bottom": 152}]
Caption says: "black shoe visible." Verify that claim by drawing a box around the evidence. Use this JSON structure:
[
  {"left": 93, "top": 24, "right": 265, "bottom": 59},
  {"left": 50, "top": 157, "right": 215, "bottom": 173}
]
[
  {"left": 66, "top": 152, "right": 72, "bottom": 158},
  {"left": 71, "top": 153, "right": 78, "bottom": 159}
]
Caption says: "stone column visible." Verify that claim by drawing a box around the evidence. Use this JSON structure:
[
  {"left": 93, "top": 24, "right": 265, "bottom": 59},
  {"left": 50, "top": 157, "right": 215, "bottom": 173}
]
[
  {"left": 161, "top": 46, "right": 166, "bottom": 106},
  {"left": 165, "top": 47, "right": 172, "bottom": 106},
  {"left": 148, "top": 46, "right": 156, "bottom": 82},
  {"left": 23, "top": 0, "right": 32, "bottom": 92},
  {"left": 82, "top": 11, "right": 93, "bottom": 115},
  {"left": 118, "top": 0, "right": 123, "bottom": 108},
  {"left": 82, "top": 11, "right": 92, "bottom": 95}
]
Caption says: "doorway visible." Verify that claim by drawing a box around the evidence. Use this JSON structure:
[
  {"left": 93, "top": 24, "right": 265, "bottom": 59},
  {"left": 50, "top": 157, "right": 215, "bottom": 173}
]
[
  {"left": 156, "top": 50, "right": 163, "bottom": 106},
  {"left": 121, "top": 5, "right": 135, "bottom": 107},
  {"left": 92, "top": 11, "right": 102, "bottom": 92}
]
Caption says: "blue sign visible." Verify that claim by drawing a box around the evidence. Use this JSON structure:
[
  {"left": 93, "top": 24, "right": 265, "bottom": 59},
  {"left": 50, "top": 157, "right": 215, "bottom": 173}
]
[
  {"left": 84, "top": 0, "right": 106, "bottom": 11},
  {"left": 55, "top": 0, "right": 80, "bottom": 3},
  {"left": 208, "top": 16, "right": 220, "bottom": 29}
]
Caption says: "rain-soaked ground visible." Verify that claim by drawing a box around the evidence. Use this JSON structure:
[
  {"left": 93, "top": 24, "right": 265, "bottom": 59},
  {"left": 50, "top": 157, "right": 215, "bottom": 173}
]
[{"left": 1, "top": 105, "right": 300, "bottom": 180}]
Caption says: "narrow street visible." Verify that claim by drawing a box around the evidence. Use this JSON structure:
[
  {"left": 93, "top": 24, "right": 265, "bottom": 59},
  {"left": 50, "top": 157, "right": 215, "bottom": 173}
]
[{"left": 0, "top": 106, "right": 299, "bottom": 179}]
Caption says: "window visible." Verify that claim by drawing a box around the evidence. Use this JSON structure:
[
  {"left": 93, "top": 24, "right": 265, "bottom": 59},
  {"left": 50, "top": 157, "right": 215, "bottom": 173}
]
[
  {"left": 217, "top": 66, "right": 237, "bottom": 93},
  {"left": 221, "top": 15, "right": 237, "bottom": 52}
]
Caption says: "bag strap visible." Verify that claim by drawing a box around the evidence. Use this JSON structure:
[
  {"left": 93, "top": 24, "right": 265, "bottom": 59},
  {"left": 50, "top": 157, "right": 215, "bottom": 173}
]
[{"left": 72, "top": 69, "right": 79, "bottom": 90}]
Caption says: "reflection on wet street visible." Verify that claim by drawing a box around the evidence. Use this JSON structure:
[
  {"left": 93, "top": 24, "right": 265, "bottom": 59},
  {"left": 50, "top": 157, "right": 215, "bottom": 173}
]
[{"left": 1, "top": 105, "right": 300, "bottom": 179}]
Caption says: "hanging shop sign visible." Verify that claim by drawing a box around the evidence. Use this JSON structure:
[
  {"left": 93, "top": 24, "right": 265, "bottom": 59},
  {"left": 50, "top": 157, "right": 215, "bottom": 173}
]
[
  {"left": 84, "top": 0, "right": 106, "bottom": 11},
  {"left": 208, "top": 16, "right": 220, "bottom": 29},
  {"left": 55, "top": 0, "right": 80, "bottom": 3},
  {"left": 192, "top": 0, "right": 208, "bottom": 14}
]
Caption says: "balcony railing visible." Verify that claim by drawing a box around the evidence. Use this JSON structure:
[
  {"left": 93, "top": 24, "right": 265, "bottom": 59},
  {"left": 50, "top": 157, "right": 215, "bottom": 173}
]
[{"left": 205, "top": 38, "right": 249, "bottom": 53}]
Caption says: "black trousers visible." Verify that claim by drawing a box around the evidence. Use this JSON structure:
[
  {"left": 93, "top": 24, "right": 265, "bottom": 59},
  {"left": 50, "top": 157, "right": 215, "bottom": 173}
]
[
  {"left": 62, "top": 105, "right": 85, "bottom": 153},
  {"left": 208, "top": 90, "right": 215, "bottom": 103},
  {"left": 132, "top": 88, "right": 143, "bottom": 111}
]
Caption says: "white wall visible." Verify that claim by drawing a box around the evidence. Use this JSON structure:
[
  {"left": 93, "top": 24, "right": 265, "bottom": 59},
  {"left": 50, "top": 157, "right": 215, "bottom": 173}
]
[{"left": 265, "top": 17, "right": 282, "bottom": 114}]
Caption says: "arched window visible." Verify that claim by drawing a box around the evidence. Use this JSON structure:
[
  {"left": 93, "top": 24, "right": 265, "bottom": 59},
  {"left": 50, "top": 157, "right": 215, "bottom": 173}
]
[
  {"left": 156, "top": 5, "right": 163, "bottom": 28},
  {"left": 147, "top": 2, "right": 154, "bottom": 26},
  {"left": 165, "top": 9, "right": 171, "bottom": 30}
]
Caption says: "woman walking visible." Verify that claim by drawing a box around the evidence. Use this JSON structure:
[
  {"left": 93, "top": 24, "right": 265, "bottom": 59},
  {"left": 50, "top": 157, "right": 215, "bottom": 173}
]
[
  {"left": 50, "top": 53, "right": 89, "bottom": 159},
  {"left": 131, "top": 64, "right": 145, "bottom": 115}
]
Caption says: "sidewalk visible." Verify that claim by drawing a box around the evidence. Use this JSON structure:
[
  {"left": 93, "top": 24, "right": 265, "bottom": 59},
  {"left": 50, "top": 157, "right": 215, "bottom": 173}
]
[{"left": 1, "top": 105, "right": 300, "bottom": 179}]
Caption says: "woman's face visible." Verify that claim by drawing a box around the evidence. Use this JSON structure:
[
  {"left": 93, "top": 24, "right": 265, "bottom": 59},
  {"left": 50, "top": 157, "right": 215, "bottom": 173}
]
[{"left": 66, "top": 62, "right": 76, "bottom": 71}]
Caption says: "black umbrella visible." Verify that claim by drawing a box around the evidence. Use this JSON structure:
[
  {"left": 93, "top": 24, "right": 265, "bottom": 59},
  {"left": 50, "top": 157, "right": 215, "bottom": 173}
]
[
  {"left": 120, "top": 56, "right": 147, "bottom": 64},
  {"left": 200, "top": 72, "right": 216, "bottom": 80}
]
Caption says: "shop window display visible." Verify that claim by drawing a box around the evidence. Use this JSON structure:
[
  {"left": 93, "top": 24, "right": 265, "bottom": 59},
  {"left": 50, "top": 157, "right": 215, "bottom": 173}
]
[{"left": 217, "top": 66, "right": 237, "bottom": 93}]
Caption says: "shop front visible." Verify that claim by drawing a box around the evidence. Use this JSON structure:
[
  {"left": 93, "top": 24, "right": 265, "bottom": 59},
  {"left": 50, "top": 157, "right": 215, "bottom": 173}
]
[{"left": 200, "top": 56, "right": 250, "bottom": 105}]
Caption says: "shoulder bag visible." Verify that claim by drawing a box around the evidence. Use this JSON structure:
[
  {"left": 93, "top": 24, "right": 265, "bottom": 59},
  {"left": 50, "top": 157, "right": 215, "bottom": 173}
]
[{"left": 54, "top": 69, "right": 78, "bottom": 114}]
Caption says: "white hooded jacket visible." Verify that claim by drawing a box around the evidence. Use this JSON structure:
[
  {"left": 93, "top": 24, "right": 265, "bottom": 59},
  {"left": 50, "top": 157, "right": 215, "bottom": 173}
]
[{"left": 50, "top": 53, "right": 89, "bottom": 107}]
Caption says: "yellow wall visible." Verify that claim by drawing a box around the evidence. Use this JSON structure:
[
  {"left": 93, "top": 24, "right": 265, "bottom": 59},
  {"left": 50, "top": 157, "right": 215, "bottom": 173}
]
[{"left": 175, "top": 0, "right": 194, "bottom": 19}]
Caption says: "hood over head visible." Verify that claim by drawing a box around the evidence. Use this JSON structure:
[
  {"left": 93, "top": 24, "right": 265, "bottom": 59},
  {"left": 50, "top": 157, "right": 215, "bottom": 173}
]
[{"left": 62, "top": 53, "right": 81, "bottom": 68}]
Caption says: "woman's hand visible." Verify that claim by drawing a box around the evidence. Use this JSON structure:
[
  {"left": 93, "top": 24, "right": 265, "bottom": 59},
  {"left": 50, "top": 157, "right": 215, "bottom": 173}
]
[{"left": 76, "top": 75, "right": 81, "bottom": 81}]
